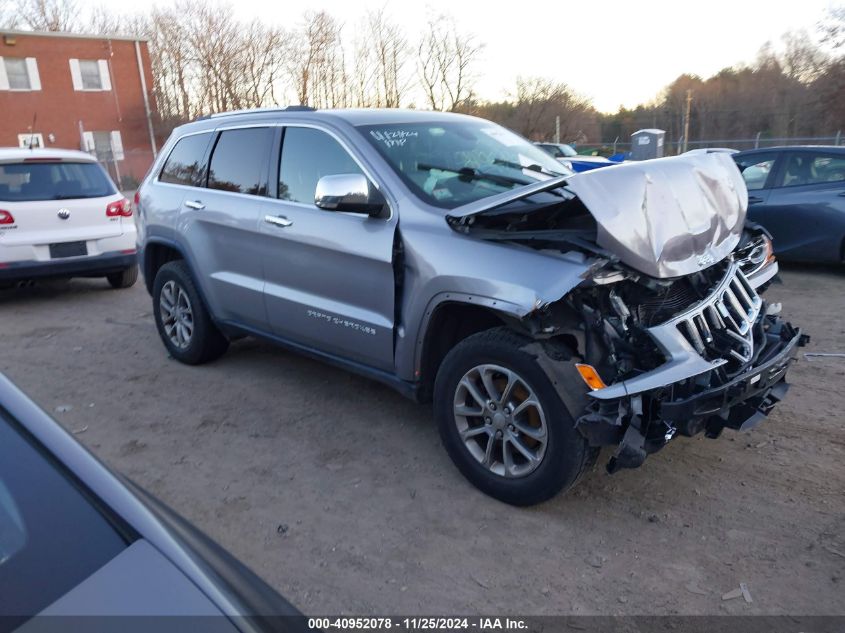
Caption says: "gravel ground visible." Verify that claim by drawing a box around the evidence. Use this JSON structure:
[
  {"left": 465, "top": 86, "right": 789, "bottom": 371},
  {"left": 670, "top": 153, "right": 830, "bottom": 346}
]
[{"left": 1, "top": 264, "right": 843, "bottom": 616}]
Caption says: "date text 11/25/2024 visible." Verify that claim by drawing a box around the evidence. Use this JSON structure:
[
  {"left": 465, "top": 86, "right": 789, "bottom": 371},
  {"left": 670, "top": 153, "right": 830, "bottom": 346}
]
[{"left": 307, "top": 617, "right": 528, "bottom": 630}]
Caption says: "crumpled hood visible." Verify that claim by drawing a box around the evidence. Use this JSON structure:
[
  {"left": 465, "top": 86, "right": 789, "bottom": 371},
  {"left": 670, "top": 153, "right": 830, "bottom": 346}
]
[
  {"left": 564, "top": 152, "right": 747, "bottom": 278},
  {"left": 447, "top": 152, "right": 748, "bottom": 279}
]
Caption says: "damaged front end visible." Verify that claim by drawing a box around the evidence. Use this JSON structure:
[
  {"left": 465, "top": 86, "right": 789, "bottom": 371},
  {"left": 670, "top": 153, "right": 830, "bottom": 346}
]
[
  {"left": 564, "top": 259, "right": 806, "bottom": 473},
  {"left": 447, "top": 153, "right": 807, "bottom": 474}
]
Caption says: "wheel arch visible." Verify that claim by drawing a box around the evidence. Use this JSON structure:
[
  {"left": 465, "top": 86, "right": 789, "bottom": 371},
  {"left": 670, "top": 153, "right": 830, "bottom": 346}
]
[
  {"left": 415, "top": 296, "right": 520, "bottom": 402},
  {"left": 142, "top": 238, "right": 188, "bottom": 295}
]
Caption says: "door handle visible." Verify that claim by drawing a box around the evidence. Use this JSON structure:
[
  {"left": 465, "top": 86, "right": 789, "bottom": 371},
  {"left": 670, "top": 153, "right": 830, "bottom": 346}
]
[
  {"left": 748, "top": 196, "right": 764, "bottom": 204},
  {"left": 184, "top": 200, "right": 205, "bottom": 210},
  {"left": 838, "top": 191, "right": 845, "bottom": 197},
  {"left": 264, "top": 214, "right": 293, "bottom": 228}
]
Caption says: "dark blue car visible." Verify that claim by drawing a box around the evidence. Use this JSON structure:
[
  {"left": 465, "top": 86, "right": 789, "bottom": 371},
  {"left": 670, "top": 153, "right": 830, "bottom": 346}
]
[{"left": 733, "top": 146, "right": 845, "bottom": 264}]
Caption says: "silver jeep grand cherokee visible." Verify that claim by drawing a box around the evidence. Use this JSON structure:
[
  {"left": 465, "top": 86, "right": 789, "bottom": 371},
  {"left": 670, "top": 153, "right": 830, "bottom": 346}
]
[{"left": 136, "top": 107, "right": 805, "bottom": 505}]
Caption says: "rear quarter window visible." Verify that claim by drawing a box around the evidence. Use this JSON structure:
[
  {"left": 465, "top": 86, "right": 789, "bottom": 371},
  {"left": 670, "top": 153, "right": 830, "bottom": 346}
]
[{"left": 159, "top": 132, "right": 212, "bottom": 187}]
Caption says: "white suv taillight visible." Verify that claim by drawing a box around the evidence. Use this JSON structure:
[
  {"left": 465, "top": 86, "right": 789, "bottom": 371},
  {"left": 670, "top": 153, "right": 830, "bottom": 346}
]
[
  {"left": 0, "top": 210, "right": 15, "bottom": 225},
  {"left": 106, "top": 199, "right": 132, "bottom": 218}
]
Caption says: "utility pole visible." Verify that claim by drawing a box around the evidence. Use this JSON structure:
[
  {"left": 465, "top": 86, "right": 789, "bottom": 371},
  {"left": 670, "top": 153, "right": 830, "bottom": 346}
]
[
  {"left": 554, "top": 116, "right": 560, "bottom": 144},
  {"left": 682, "top": 89, "right": 692, "bottom": 154}
]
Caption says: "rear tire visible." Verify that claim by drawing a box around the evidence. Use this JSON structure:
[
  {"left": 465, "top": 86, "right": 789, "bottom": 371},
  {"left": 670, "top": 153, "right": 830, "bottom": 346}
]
[
  {"left": 106, "top": 265, "right": 138, "bottom": 289},
  {"left": 434, "top": 327, "right": 595, "bottom": 506},
  {"left": 152, "top": 260, "right": 229, "bottom": 365}
]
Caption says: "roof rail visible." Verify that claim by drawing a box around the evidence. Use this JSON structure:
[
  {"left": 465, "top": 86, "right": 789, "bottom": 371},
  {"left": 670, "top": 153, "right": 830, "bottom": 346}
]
[{"left": 200, "top": 106, "right": 317, "bottom": 120}]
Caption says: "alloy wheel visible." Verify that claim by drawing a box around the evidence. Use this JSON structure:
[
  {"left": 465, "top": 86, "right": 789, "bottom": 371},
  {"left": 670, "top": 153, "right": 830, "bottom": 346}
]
[
  {"left": 453, "top": 363, "right": 548, "bottom": 478},
  {"left": 159, "top": 280, "right": 194, "bottom": 349}
]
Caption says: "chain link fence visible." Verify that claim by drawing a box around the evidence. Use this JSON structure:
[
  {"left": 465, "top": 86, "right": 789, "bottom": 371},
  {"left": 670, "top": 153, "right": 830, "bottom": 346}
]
[
  {"left": 577, "top": 134, "right": 843, "bottom": 157},
  {"left": 90, "top": 147, "right": 157, "bottom": 191}
]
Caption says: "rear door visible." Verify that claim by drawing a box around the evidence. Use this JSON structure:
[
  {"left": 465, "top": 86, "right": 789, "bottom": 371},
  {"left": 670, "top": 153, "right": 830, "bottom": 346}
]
[
  {"left": 258, "top": 125, "right": 397, "bottom": 371},
  {"left": 151, "top": 130, "right": 214, "bottom": 234},
  {"left": 761, "top": 150, "right": 845, "bottom": 261},
  {"left": 0, "top": 160, "right": 124, "bottom": 251},
  {"left": 179, "top": 126, "right": 275, "bottom": 330}
]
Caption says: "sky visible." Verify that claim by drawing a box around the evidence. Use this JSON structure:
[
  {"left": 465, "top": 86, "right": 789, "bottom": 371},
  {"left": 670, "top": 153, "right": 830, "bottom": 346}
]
[{"left": 93, "top": 0, "right": 837, "bottom": 112}]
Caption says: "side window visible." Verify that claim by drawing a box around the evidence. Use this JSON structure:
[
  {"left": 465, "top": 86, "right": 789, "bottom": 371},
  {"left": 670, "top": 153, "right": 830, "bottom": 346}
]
[
  {"left": 159, "top": 133, "right": 211, "bottom": 187},
  {"left": 780, "top": 152, "right": 845, "bottom": 187},
  {"left": 208, "top": 128, "right": 274, "bottom": 195},
  {"left": 279, "top": 127, "right": 364, "bottom": 204},
  {"left": 734, "top": 153, "right": 778, "bottom": 191},
  {"left": 814, "top": 155, "right": 845, "bottom": 183}
]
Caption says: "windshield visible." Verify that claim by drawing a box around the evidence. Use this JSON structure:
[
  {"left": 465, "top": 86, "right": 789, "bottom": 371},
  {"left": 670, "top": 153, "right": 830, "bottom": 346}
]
[
  {"left": 358, "top": 119, "right": 571, "bottom": 209},
  {"left": 0, "top": 161, "right": 117, "bottom": 202}
]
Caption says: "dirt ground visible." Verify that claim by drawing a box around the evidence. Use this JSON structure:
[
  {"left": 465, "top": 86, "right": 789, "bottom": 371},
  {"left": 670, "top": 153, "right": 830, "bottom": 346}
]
[{"left": 1, "top": 263, "right": 843, "bottom": 616}]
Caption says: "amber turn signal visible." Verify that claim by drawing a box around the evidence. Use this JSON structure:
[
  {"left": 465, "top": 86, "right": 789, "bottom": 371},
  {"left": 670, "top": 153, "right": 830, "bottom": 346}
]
[{"left": 575, "top": 363, "right": 607, "bottom": 390}]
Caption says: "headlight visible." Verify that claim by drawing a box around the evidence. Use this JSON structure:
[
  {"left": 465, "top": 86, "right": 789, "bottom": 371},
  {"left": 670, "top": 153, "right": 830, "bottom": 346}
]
[{"left": 737, "top": 234, "right": 774, "bottom": 278}]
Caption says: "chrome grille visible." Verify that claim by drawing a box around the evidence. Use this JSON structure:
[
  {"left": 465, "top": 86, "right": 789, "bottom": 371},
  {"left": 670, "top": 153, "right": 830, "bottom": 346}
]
[{"left": 675, "top": 264, "right": 762, "bottom": 365}]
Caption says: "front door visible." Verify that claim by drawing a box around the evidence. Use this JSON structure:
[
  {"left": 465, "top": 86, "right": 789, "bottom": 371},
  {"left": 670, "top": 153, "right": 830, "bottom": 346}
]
[
  {"left": 760, "top": 150, "right": 845, "bottom": 262},
  {"left": 259, "top": 125, "right": 397, "bottom": 371}
]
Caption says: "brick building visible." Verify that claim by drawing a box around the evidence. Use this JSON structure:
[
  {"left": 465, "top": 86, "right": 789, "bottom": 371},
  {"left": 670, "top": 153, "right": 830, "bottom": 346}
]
[{"left": 0, "top": 29, "right": 159, "bottom": 187}]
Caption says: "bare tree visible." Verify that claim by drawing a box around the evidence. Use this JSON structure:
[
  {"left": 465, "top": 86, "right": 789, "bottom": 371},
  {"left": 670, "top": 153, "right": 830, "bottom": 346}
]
[
  {"left": 16, "top": 0, "right": 79, "bottom": 31},
  {"left": 781, "top": 29, "right": 828, "bottom": 81},
  {"left": 187, "top": 2, "right": 245, "bottom": 112},
  {"left": 147, "top": 5, "right": 194, "bottom": 121},
  {"left": 364, "top": 8, "right": 409, "bottom": 107},
  {"left": 287, "top": 11, "right": 348, "bottom": 108},
  {"left": 90, "top": 4, "right": 129, "bottom": 35},
  {"left": 0, "top": 0, "right": 19, "bottom": 28},
  {"left": 819, "top": 5, "right": 845, "bottom": 50},
  {"left": 509, "top": 77, "right": 594, "bottom": 141},
  {"left": 240, "top": 20, "right": 288, "bottom": 108},
  {"left": 351, "top": 31, "right": 378, "bottom": 107},
  {"left": 418, "top": 14, "right": 482, "bottom": 111}
]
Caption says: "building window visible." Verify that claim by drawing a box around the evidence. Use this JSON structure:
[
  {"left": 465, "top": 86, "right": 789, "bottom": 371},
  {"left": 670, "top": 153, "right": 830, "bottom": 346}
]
[
  {"left": 5, "top": 58, "right": 29, "bottom": 89},
  {"left": 69, "top": 59, "right": 111, "bottom": 91},
  {"left": 18, "top": 133, "right": 44, "bottom": 149},
  {"left": 79, "top": 60, "right": 101, "bottom": 90},
  {"left": 82, "top": 131, "right": 124, "bottom": 161},
  {"left": 0, "top": 57, "right": 41, "bottom": 91}
]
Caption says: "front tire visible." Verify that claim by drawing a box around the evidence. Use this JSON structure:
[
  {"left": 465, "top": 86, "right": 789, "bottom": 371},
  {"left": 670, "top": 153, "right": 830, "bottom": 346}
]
[
  {"left": 434, "top": 328, "right": 594, "bottom": 506},
  {"left": 106, "top": 265, "right": 138, "bottom": 289},
  {"left": 152, "top": 260, "right": 229, "bottom": 365}
]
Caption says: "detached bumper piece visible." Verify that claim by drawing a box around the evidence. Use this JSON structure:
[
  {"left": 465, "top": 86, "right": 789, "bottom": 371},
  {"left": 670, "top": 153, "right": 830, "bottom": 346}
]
[{"left": 576, "top": 318, "right": 807, "bottom": 474}]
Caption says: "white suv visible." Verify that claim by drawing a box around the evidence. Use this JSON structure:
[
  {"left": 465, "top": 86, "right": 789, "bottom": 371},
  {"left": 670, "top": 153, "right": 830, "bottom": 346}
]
[{"left": 0, "top": 148, "right": 137, "bottom": 288}]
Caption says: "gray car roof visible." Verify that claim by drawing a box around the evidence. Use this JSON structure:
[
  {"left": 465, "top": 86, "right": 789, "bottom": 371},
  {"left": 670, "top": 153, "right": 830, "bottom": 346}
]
[{"left": 174, "top": 108, "right": 483, "bottom": 137}]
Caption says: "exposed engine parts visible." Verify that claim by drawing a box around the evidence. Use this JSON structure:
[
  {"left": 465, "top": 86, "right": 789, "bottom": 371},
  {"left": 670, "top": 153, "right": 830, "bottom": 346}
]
[{"left": 513, "top": 243, "right": 806, "bottom": 474}]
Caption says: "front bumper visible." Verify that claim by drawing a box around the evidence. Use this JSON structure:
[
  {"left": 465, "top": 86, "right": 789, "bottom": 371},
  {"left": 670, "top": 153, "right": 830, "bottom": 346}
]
[
  {"left": 0, "top": 251, "right": 137, "bottom": 281},
  {"left": 576, "top": 318, "right": 807, "bottom": 473}
]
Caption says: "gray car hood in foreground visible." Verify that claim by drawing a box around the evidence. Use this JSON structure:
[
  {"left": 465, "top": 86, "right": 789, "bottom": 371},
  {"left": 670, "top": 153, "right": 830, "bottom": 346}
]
[{"left": 449, "top": 152, "right": 748, "bottom": 279}]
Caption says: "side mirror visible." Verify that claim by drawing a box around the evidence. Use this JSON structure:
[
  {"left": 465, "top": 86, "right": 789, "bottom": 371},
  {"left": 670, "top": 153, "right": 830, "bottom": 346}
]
[{"left": 314, "top": 173, "right": 387, "bottom": 218}]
